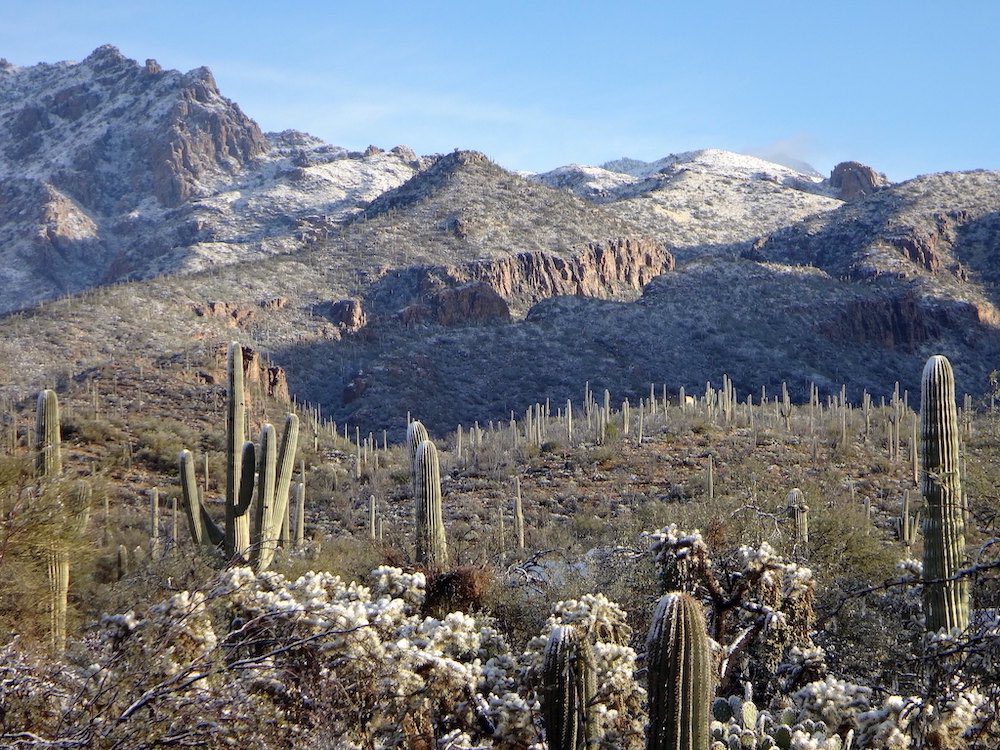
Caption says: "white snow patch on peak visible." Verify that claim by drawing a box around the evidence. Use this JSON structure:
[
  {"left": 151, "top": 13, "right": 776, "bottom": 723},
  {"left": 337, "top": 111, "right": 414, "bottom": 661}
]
[
  {"left": 602, "top": 149, "right": 824, "bottom": 185},
  {"left": 530, "top": 163, "right": 640, "bottom": 200}
]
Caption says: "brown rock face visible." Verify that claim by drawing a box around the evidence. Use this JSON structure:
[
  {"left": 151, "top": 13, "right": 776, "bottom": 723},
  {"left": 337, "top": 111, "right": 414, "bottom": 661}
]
[
  {"left": 325, "top": 299, "right": 367, "bottom": 332},
  {"left": 213, "top": 343, "right": 290, "bottom": 402},
  {"left": 829, "top": 161, "right": 888, "bottom": 200},
  {"left": 826, "top": 291, "right": 1000, "bottom": 351},
  {"left": 149, "top": 67, "right": 268, "bottom": 206},
  {"left": 450, "top": 237, "right": 674, "bottom": 312},
  {"left": 379, "top": 236, "right": 673, "bottom": 326},
  {"left": 885, "top": 210, "right": 971, "bottom": 274},
  {"left": 398, "top": 283, "right": 511, "bottom": 327},
  {"left": 191, "top": 300, "right": 257, "bottom": 326}
]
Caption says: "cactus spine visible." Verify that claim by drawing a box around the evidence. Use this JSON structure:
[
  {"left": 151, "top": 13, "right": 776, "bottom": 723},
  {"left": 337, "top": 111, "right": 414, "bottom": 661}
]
[
  {"left": 540, "top": 626, "right": 598, "bottom": 750},
  {"left": 920, "top": 355, "right": 970, "bottom": 632},
  {"left": 646, "top": 593, "right": 712, "bottom": 750},
  {"left": 414, "top": 439, "right": 448, "bottom": 568}
]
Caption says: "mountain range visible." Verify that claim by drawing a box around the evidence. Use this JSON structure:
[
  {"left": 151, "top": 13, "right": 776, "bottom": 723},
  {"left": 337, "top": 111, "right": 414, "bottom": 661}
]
[{"left": 1, "top": 46, "right": 997, "bottom": 436}]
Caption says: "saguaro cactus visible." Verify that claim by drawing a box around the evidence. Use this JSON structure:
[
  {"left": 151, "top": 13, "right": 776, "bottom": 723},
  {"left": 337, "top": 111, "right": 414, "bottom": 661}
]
[
  {"left": 920, "top": 355, "right": 970, "bottom": 633},
  {"left": 895, "top": 491, "right": 920, "bottom": 549},
  {"left": 35, "top": 389, "right": 62, "bottom": 476},
  {"left": 224, "top": 342, "right": 251, "bottom": 557},
  {"left": 407, "top": 420, "right": 429, "bottom": 493},
  {"left": 786, "top": 488, "right": 809, "bottom": 548},
  {"left": 513, "top": 477, "right": 525, "bottom": 551},
  {"left": 646, "top": 592, "right": 712, "bottom": 750},
  {"left": 414, "top": 438, "right": 448, "bottom": 568},
  {"left": 540, "top": 626, "right": 597, "bottom": 750},
  {"left": 36, "top": 390, "right": 69, "bottom": 653}
]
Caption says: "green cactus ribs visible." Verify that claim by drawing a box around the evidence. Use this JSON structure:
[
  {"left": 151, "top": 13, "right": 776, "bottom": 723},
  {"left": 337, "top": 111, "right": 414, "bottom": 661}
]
[
  {"left": 919, "top": 355, "right": 970, "bottom": 633},
  {"left": 647, "top": 592, "right": 712, "bottom": 750}
]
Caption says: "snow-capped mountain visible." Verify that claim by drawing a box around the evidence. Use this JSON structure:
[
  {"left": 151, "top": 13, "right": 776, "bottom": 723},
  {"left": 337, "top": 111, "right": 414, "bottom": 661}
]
[
  {"left": 533, "top": 149, "right": 843, "bottom": 255},
  {"left": 0, "top": 46, "right": 424, "bottom": 311}
]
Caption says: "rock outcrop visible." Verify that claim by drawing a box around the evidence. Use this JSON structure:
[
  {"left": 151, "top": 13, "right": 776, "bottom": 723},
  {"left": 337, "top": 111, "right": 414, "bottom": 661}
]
[
  {"left": 829, "top": 161, "right": 888, "bottom": 201},
  {"left": 192, "top": 301, "right": 257, "bottom": 326},
  {"left": 212, "top": 343, "right": 289, "bottom": 402},
  {"left": 379, "top": 237, "right": 674, "bottom": 326},
  {"left": 459, "top": 237, "right": 673, "bottom": 307},
  {"left": 323, "top": 299, "right": 368, "bottom": 332},
  {"left": 826, "top": 292, "right": 1000, "bottom": 351}
]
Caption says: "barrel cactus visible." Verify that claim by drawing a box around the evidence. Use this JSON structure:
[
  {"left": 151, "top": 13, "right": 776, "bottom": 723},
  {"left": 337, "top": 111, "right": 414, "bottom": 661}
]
[
  {"left": 539, "top": 625, "right": 598, "bottom": 750},
  {"left": 414, "top": 438, "right": 448, "bottom": 568},
  {"left": 647, "top": 592, "right": 712, "bottom": 750},
  {"left": 920, "top": 355, "right": 970, "bottom": 633}
]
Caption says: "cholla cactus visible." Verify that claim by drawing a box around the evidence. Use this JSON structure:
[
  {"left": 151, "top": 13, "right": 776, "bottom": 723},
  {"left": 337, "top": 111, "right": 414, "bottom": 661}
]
[
  {"left": 919, "top": 355, "right": 969, "bottom": 633},
  {"left": 525, "top": 595, "right": 645, "bottom": 748},
  {"left": 414, "top": 438, "right": 448, "bottom": 568},
  {"left": 540, "top": 626, "right": 598, "bottom": 750},
  {"left": 647, "top": 525, "right": 818, "bottom": 698},
  {"left": 647, "top": 592, "right": 712, "bottom": 750}
]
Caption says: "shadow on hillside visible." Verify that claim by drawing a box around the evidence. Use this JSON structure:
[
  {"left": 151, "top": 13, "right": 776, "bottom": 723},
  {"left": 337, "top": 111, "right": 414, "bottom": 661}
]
[{"left": 267, "top": 257, "right": 1000, "bottom": 438}]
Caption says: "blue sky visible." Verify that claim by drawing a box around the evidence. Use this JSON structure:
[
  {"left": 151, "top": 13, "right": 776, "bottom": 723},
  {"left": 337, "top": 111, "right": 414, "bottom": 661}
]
[{"left": 1, "top": 1, "right": 998, "bottom": 179}]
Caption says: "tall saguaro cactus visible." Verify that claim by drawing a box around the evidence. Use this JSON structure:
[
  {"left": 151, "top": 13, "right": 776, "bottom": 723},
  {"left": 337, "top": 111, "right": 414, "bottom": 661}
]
[
  {"left": 646, "top": 592, "right": 712, "bottom": 750},
  {"left": 35, "top": 390, "right": 69, "bottom": 653},
  {"left": 920, "top": 355, "right": 970, "bottom": 633},
  {"left": 414, "top": 438, "right": 448, "bottom": 568},
  {"left": 540, "top": 626, "right": 598, "bottom": 750},
  {"left": 224, "top": 342, "right": 251, "bottom": 557}
]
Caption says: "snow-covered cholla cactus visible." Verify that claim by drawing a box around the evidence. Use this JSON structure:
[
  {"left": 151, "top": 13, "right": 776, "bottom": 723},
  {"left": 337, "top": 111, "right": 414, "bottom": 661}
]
[
  {"left": 919, "top": 355, "right": 970, "bottom": 633},
  {"left": 524, "top": 594, "right": 646, "bottom": 749},
  {"left": 89, "top": 564, "right": 542, "bottom": 748},
  {"left": 647, "top": 524, "right": 819, "bottom": 698}
]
